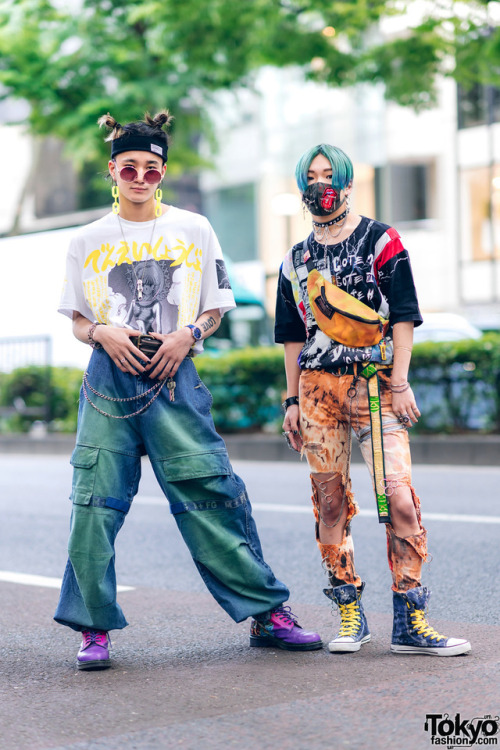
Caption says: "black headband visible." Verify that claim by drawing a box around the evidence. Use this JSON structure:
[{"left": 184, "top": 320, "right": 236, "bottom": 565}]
[{"left": 111, "top": 133, "right": 168, "bottom": 162}]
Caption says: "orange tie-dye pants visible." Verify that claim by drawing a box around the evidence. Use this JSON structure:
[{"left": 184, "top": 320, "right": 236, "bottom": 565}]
[{"left": 299, "top": 368, "right": 428, "bottom": 593}]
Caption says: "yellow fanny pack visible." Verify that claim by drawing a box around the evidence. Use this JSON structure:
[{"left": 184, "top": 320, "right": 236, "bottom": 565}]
[{"left": 304, "top": 246, "right": 389, "bottom": 348}]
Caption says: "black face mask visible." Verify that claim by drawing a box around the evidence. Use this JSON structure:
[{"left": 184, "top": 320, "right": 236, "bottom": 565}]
[{"left": 302, "top": 182, "right": 344, "bottom": 216}]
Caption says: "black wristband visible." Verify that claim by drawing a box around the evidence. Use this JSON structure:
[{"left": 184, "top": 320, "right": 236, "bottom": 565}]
[{"left": 282, "top": 396, "right": 299, "bottom": 414}]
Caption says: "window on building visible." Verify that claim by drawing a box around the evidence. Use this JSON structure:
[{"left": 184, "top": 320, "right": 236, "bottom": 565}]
[
  {"left": 458, "top": 84, "right": 500, "bottom": 129},
  {"left": 462, "top": 166, "right": 500, "bottom": 260},
  {"left": 375, "top": 163, "right": 434, "bottom": 224},
  {"left": 203, "top": 184, "right": 257, "bottom": 262}
]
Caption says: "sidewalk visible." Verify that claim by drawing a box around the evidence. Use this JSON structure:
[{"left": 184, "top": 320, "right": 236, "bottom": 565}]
[{"left": 1, "top": 431, "right": 499, "bottom": 465}]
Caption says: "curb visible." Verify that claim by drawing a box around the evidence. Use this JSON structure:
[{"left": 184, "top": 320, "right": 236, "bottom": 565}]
[{"left": 0, "top": 433, "right": 499, "bottom": 465}]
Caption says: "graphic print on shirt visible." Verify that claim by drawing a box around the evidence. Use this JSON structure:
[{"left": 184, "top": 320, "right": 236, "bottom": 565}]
[
  {"left": 215, "top": 259, "right": 232, "bottom": 290},
  {"left": 107, "top": 259, "right": 178, "bottom": 333},
  {"left": 82, "top": 233, "right": 198, "bottom": 333},
  {"left": 275, "top": 217, "right": 422, "bottom": 371},
  {"left": 60, "top": 209, "right": 237, "bottom": 352},
  {"left": 291, "top": 221, "right": 388, "bottom": 369}
]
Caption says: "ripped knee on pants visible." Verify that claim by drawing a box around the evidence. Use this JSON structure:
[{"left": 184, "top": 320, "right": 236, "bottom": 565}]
[
  {"left": 381, "top": 473, "right": 411, "bottom": 497},
  {"left": 311, "top": 472, "right": 353, "bottom": 529},
  {"left": 382, "top": 474, "right": 423, "bottom": 533}
]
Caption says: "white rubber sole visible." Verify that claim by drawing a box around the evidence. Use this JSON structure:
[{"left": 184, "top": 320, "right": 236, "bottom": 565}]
[
  {"left": 390, "top": 641, "right": 471, "bottom": 656},
  {"left": 328, "top": 633, "right": 371, "bottom": 653}
]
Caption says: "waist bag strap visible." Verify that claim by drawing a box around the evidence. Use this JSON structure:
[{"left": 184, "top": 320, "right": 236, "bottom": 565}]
[{"left": 359, "top": 362, "right": 391, "bottom": 524}]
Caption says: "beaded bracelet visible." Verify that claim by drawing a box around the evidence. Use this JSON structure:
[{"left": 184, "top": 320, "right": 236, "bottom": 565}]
[{"left": 88, "top": 322, "right": 103, "bottom": 350}]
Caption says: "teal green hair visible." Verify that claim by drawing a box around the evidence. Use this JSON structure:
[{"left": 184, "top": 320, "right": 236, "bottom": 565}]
[{"left": 295, "top": 144, "right": 353, "bottom": 193}]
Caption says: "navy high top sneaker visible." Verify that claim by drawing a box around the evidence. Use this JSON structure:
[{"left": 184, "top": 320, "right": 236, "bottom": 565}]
[
  {"left": 391, "top": 586, "right": 471, "bottom": 656},
  {"left": 325, "top": 582, "right": 371, "bottom": 653}
]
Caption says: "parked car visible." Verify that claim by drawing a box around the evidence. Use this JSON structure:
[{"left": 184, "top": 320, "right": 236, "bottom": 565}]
[{"left": 413, "top": 313, "right": 482, "bottom": 344}]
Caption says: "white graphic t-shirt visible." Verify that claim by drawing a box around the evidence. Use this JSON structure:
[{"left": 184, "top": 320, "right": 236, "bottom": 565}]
[{"left": 59, "top": 207, "right": 236, "bottom": 353}]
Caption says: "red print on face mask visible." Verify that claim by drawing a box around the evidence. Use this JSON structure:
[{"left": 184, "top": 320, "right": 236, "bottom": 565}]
[{"left": 320, "top": 187, "right": 338, "bottom": 211}]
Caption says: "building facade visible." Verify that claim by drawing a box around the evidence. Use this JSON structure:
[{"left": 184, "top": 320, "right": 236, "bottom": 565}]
[{"left": 200, "top": 66, "right": 500, "bottom": 330}]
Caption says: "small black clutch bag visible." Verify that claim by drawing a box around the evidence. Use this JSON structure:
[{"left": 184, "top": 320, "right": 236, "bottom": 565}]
[{"left": 130, "top": 334, "right": 162, "bottom": 357}]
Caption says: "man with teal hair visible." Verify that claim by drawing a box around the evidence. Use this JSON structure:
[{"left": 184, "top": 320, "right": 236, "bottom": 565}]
[{"left": 275, "top": 142, "right": 471, "bottom": 658}]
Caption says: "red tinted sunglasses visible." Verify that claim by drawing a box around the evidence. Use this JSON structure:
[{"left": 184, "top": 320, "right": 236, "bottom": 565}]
[{"left": 117, "top": 165, "right": 163, "bottom": 184}]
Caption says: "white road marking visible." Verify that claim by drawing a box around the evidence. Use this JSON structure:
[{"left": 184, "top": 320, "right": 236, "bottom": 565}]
[
  {"left": 254, "top": 505, "right": 500, "bottom": 524},
  {"left": 0, "top": 571, "right": 134, "bottom": 592},
  {"left": 135, "top": 495, "right": 500, "bottom": 524}
]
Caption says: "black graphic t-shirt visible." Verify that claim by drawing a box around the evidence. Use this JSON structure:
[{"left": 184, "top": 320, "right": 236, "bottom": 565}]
[{"left": 274, "top": 216, "right": 422, "bottom": 370}]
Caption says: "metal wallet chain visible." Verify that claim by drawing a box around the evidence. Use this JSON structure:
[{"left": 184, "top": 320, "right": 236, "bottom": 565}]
[
  {"left": 82, "top": 371, "right": 169, "bottom": 419},
  {"left": 315, "top": 374, "right": 358, "bottom": 529}
]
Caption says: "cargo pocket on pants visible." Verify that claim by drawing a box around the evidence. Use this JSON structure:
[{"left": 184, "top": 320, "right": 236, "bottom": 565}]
[
  {"left": 68, "top": 445, "right": 120, "bottom": 608},
  {"left": 70, "top": 445, "right": 100, "bottom": 506}
]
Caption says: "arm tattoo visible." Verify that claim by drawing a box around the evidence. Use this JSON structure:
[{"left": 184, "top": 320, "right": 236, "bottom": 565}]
[{"left": 201, "top": 316, "right": 217, "bottom": 333}]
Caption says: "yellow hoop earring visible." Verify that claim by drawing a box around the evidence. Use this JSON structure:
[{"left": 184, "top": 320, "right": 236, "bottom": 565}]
[
  {"left": 155, "top": 187, "right": 163, "bottom": 218},
  {"left": 112, "top": 184, "right": 120, "bottom": 215}
]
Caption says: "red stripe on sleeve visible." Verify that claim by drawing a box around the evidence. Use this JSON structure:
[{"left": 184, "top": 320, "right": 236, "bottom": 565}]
[{"left": 374, "top": 232, "right": 404, "bottom": 280}]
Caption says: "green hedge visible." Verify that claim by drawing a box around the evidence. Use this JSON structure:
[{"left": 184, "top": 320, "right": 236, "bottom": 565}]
[
  {"left": 197, "top": 335, "right": 500, "bottom": 434},
  {"left": 0, "top": 366, "right": 83, "bottom": 433},
  {"left": 408, "top": 333, "right": 500, "bottom": 433},
  {"left": 1, "top": 335, "right": 499, "bottom": 434},
  {"left": 195, "top": 346, "right": 285, "bottom": 432}
]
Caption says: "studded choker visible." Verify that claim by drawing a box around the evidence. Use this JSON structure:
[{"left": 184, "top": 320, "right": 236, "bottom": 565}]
[{"left": 311, "top": 209, "right": 348, "bottom": 228}]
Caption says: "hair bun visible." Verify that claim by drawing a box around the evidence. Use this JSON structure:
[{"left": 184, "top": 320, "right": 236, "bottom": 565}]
[
  {"left": 97, "top": 113, "right": 122, "bottom": 131},
  {"left": 144, "top": 110, "right": 174, "bottom": 131}
]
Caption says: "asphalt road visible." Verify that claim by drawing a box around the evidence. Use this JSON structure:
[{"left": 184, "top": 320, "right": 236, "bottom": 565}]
[{"left": 0, "top": 454, "right": 499, "bottom": 750}]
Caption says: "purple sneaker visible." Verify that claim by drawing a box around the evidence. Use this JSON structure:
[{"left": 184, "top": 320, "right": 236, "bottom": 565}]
[
  {"left": 77, "top": 630, "right": 111, "bottom": 670},
  {"left": 250, "top": 606, "right": 323, "bottom": 651}
]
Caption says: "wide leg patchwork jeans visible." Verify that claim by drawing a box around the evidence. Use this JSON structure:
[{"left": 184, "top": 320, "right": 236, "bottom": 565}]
[{"left": 54, "top": 350, "right": 289, "bottom": 632}]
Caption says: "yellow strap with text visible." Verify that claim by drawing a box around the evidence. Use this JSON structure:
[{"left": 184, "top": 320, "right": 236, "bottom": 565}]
[{"left": 360, "top": 364, "right": 391, "bottom": 524}]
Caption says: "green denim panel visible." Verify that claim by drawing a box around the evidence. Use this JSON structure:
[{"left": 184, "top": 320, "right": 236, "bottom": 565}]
[
  {"left": 68, "top": 505, "right": 125, "bottom": 609},
  {"left": 160, "top": 449, "right": 231, "bottom": 482},
  {"left": 176, "top": 505, "right": 248, "bottom": 563}
]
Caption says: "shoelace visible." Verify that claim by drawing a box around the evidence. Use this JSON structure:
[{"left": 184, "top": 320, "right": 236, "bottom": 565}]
[
  {"left": 271, "top": 606, "right": 298, "bottom": 628},
  {"left": 338, "top": 600, "right": 361, "bottom": 637},
  {"left": 82, "top": 630, "right": 108, "bottom": 648},
  {"left": 409, "top": 609, "right": 445, "bottom": 642}
]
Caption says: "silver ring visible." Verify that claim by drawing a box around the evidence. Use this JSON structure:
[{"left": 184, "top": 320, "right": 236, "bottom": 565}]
[
  {"left": 398, "top": 414, "right": 410, "bottom": 424},
  {"left": 120, "top": 358, "right": 126, "bottom": 364},
  {"left": 283, "top": 430, "right": 291, "bottom": 435}
]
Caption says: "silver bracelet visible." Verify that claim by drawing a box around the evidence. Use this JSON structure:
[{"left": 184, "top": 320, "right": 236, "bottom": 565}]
[{"left": 390, "top": 382, "right": 410, "bottom": 393}]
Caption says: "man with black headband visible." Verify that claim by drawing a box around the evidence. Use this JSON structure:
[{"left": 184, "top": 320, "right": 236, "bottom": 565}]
[{"left": 54, "top": 110, "right": 322, "bottom": 670}]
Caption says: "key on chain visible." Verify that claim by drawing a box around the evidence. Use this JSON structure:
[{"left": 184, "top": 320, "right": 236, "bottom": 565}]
[{"left": 167, "top": 377, "right": 176, "bottom": 402}]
